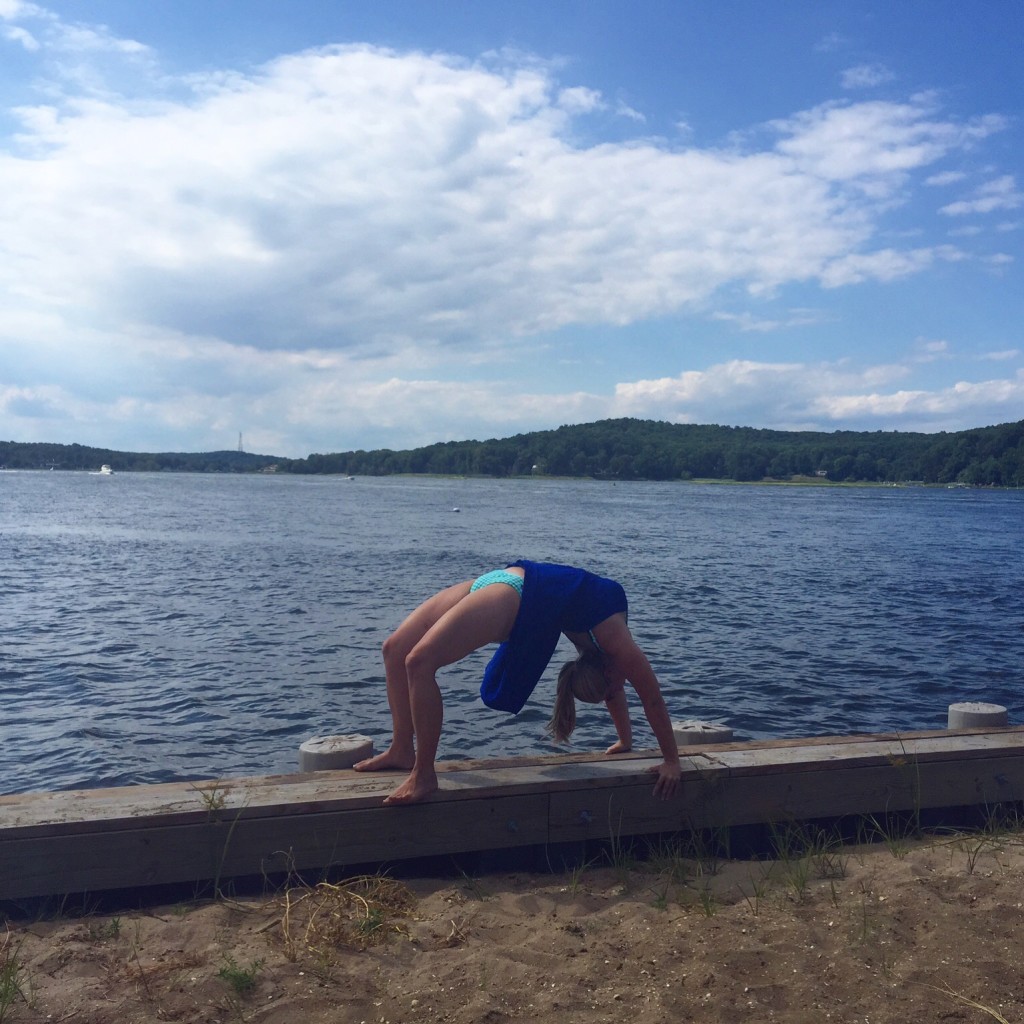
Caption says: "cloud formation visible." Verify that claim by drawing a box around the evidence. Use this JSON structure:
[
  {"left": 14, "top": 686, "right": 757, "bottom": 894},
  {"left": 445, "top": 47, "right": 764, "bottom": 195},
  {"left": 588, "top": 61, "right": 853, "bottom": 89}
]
[
  {"left": 841, "top": 63, "right": 895, "bottom": 90},
  {"left": 941, "top": 176, "right": 1022, "bottom": 216},
  {"left": 614, "top": 361, "right": 1024, "bottom": 433},
  {"left": 0, "top": 7, "right": 1021, "bottom": 455},
  {"left": 6, "top": 51, "right": 998, "bottom": 351}
]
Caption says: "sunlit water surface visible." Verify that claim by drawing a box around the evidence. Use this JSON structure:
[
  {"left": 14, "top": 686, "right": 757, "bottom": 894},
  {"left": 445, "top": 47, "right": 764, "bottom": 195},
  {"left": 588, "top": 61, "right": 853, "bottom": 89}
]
[{"left": 2, "top": 471, "right": 1021, "bottom": 794}]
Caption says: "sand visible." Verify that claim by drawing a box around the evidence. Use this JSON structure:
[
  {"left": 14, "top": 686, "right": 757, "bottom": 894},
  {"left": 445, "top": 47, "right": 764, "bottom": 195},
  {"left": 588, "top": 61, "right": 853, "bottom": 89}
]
[{"left": 3, "top": 827, "right": 1022, "bottom": 1024}]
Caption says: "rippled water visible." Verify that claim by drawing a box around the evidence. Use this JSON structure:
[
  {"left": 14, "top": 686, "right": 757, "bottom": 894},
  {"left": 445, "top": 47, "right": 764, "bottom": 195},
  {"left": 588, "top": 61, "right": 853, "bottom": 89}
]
[{"left": 2, "top": 471, "right": 1022, "bottom": 794}]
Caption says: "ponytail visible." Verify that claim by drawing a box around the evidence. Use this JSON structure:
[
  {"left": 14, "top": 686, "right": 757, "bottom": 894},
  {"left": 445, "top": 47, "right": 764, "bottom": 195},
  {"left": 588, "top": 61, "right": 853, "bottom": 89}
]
[
  {"left": 548, "top": 666, "right": 578, "bottom": 743},
  {"left": 546, "top": 651, "right": 609, "bottom": 744}
]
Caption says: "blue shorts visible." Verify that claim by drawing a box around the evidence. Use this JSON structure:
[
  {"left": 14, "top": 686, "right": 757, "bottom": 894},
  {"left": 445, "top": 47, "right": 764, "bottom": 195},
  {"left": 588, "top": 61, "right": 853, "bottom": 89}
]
[{"left": 479, "top": 561, "right": 628, "bottom": 714}]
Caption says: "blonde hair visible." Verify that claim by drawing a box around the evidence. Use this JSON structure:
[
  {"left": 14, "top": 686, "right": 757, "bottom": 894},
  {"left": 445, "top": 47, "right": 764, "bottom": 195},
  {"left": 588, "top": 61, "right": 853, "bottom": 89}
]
[{"left": 547, "top": 651, "right": 609, "bottom": 744}]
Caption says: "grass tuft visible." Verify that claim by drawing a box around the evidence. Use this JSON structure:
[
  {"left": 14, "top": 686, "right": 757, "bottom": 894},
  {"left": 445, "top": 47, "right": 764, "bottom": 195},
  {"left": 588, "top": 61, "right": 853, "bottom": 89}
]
[
  {"left": 924, "top": 983, "right": 1012, "bottom": 1024},
  {"left": 0, "top": 927, "right": 28, "bottom": 1024},
  {"left": 218, "top": 954, "right": 264, "bottom": 997},
  {"left": 278, "top": 874, "right": 417, "bottom": 964}
]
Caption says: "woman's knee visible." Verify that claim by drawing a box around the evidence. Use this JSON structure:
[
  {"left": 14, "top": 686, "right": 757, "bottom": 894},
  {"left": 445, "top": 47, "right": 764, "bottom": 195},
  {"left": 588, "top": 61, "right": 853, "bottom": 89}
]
[
  {"left": 382, "top": 631, "right": 411, "bottom": 672},
  {"left": 403, "top": 643, "right": 436, "bottom": 683}
]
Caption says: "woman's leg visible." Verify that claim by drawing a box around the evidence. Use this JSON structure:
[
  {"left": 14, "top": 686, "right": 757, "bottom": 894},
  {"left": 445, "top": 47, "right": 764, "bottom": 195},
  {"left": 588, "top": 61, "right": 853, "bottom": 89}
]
[
  {"left": 353, "top": 580, "right": 473, "bottom": 773},
  {"left": 383, "top": 583, "right": 521, "bottom": 804}
]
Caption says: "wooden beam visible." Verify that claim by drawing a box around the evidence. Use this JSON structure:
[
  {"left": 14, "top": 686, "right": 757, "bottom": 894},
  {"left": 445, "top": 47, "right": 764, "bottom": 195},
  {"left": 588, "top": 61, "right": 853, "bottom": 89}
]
[
  {"left": 0, "top": 794, "right": 550, "bottom": 898},
  {"left": 1, "top": 727, "right": 1022, "bottom": 902}
]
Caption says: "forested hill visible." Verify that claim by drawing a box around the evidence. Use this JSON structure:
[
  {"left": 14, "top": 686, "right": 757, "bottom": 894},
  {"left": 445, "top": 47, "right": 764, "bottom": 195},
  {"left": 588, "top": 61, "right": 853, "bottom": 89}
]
[
  {"left": 284, "top": 418, "right": 1024, "bottom": 486},
  {"left": 4, "top": 418, "right": 1023, "bottom": 485},
  {"left": 0, "top": 441, "right": 278, "bottom": 473}
]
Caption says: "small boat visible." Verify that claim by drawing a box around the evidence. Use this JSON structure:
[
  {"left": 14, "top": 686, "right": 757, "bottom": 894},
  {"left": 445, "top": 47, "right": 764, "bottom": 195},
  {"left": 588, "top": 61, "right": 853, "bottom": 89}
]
[{"left": 97, "top": 465, "right": 113, "bottom": 475}]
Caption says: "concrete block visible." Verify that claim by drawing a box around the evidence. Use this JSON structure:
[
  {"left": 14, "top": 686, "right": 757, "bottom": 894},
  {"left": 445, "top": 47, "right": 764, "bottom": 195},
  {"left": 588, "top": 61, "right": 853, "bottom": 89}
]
[
  {"left": 947, "top": 702, "right": 1008, "bottom": 729},
  {"left": 299, "top": 734, "right": 374, "bottom": 771},
  {"left": 672, "top": 720, "right": 734, "bottom": 746}
]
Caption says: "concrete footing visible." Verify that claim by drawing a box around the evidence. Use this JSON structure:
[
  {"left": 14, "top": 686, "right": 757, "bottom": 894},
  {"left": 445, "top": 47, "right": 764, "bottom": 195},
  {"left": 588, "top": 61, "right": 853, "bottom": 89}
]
[
  {"left": 672, "top": 720, "right": 734, "bottom": 746},
  {"left": 948, "top": 702, "right": 1008, "bottom": 729},
  {"left": 299, "top": 734, "right": 374, "bottom": 771}
]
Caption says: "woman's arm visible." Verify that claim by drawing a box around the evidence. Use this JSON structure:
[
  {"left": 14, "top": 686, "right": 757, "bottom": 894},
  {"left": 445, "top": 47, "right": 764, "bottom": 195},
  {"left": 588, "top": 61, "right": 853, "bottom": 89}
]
[
  {"left": 603, "top": 685, "right": 633, "bottom": 753},
  {"left": 592, "top": 615, "right": 681, "bottom": 799}
]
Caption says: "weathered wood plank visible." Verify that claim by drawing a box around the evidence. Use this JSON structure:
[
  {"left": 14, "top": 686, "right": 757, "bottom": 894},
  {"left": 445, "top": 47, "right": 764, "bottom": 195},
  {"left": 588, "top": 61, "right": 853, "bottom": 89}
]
[
  {"left": 0, "top": 793, "right": 550, "bottom": 900},
  {"left": 6, "top": 728, "right": 1021, "bottom": 834},
  {"left": 2, "top": 727, "right": 1022, "bottom": 902},
  {"left": 437, "top": 726, "right": 1024, "bottom": 770},
  {"left": 548, "top": 753, "right": 1024, "bottom": 842}
]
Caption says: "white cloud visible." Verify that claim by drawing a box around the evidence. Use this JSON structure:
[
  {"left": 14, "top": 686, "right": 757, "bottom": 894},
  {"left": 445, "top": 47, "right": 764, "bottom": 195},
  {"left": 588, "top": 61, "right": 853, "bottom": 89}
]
[
  {"left": 814, "top": 32, "right": 845, "bottom": 54},
  {"left": 925, "top": 170, "right": 967, "bottom": 187},
  {"left": 711, "top": 309, "right": 828, "bottom": 333},
  {"left": 0, "top": 0, "right": 43, "bottom": 18},
  {"left": 769, "top": 100, "right": 1005, "bottom": 187},
  {"left": 947, "top": 224, "right": 983, "bottom": 237},
  {"left": 0, "top": 49, "right": 1005, "bottom": 361},
  {"left": 912, "top": 338, "right": 950, "bottom": 362},
  {"left": 941, "top": 176, "right": 1023, "bottom": 216},
  {"left": 0, "top": 0, "right": 149, "bottom": 57},
  {"left": 841, "top": 64, "right": 895, "bottom": 90},
  {"left": 0, "top": 0, "right": 44, "bottom": 50},
  {"left": 0, "top": 8, "right": 1019, "bottom": 453},
  {"left": 557, "top": 85, "right": 602, "bottom": 114},
  {"left": 1, "top": 0, "right": 156, "bottom": 102},
  {"left": 611, "top": 359, "right": 1024, "bottom": 433},
  {"left": 2, "top": 23, "right": 37, "bottom": 49},
  {"left": 615, "top": 100, "right": 645, "bottom": 123},
  {"left": 818, "top": 245, "right": 964, "bottom": 288},
  {"left": 612, "top": 359, "right": 910, "bottom": 422},
  {"left": 815, "top": 371, "right": 1024, "bottom": 422}
]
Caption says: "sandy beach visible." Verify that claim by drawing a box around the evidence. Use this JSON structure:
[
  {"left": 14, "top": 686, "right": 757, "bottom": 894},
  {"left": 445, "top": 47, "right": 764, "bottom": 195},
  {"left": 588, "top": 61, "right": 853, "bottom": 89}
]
[{"left": 3, "top": 823, "right": 1023, "bottom": 1024}]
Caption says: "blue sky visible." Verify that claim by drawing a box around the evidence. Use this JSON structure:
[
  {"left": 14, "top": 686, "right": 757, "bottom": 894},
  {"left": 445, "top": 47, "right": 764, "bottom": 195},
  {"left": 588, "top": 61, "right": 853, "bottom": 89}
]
[{"left": 1, "top": 1, "right": 1021, "bottom": 458}]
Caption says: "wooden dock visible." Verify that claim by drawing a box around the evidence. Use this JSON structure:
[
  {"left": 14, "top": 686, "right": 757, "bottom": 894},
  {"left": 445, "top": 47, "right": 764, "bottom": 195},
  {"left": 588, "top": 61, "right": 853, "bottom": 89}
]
[{"left": 2, "top": 726, "right": 1022, "bottom": 903}]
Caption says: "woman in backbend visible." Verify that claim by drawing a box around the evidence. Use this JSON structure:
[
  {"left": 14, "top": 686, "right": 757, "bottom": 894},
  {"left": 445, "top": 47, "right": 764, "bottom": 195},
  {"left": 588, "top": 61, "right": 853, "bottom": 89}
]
[{"left": 354, "top": 560, "right": 682, "bottom": 805}]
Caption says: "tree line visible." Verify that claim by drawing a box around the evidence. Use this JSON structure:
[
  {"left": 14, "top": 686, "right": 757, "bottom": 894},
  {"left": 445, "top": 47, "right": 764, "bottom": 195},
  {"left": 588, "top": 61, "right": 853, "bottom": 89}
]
[
  {"left": 4, "top": 418, "right": 1023, "bottom": 485},
  {"left": 283, "top": 417, "right": 1024, "bottom": 486},
  {"left": 0, "top": 441, "right": 277, "bottom": 473}
]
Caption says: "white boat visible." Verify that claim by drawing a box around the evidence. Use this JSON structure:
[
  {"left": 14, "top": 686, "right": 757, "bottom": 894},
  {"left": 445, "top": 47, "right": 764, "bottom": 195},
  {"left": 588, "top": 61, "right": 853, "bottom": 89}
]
[{"left": 97, "top": 464, "right": 113, "bottom": 475}]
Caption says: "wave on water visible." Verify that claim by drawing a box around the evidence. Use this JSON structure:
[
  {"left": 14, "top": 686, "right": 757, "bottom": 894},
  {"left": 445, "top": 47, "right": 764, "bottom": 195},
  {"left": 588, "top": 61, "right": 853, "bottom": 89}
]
[{"left": 2, "top": 472, "right": 1022, "bottom": 794}]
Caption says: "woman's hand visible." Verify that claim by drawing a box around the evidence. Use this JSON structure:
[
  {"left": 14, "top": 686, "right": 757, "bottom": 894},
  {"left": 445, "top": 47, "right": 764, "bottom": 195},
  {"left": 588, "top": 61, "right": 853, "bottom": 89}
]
[
  {"left": 647, "top": 760, "right": 682, "bottom": 800},
  {"left": 604, "top": 738, "right": 632, "bottom": 755}
]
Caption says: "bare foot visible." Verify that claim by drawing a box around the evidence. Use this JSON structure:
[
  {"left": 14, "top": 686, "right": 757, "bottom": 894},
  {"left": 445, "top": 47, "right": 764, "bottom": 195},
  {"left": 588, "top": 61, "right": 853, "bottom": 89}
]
[
  {"left": 382, "top": 769, "right": 438, "bottom": 805},
  {"left": 353, "top": 747, "right": 415, "bottom": 772}
]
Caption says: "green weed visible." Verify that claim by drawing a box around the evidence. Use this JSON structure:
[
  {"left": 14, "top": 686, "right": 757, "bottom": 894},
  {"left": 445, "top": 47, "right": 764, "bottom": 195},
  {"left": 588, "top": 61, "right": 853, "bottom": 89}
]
[
  {"left": 694, "top": 882, "right": 718, "bottom": 917},
  {"left": 603, "top": 807, "right": 638, "bottom": 881},
  {"left": 218, "top": 955, "right": 264, "bottom": 997},
  {"left": 934, "top": 804, "right": 1024, "bottom": 874},
  {"left": 859, "top": 812, "right": 918, "bottom": 859},
  {"left": 356, "top": 907, "right": 386, "bottom": 938},
  {"left": 191, "top": 781, "right": 228, "bottom": 813},
  {"left": 85, "top": 916, "right": 122, "bottom": 941},
  {"left": 565, "top": 854, "right": 600, "bottom": 897},
  {"left": 0, "top": 929, "right": 28, "bottom": 1024},
  {"left": 683, "top": 825, "right": 728, "bottom": 877},
  {"left": 738, "top": 864, "right": 773, "bottom": 916},
  {"left": 642, "top": 835, "right": 692, "bottom": 886}
]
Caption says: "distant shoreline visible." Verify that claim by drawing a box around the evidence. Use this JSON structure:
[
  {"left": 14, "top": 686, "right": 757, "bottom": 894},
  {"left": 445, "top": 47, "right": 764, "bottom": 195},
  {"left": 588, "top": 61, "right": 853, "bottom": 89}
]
[
  {"left": 3, "top": 416, "right": 1023, "bottom": 485},
  {"left": 4, "top": 466, "right": 1018, "bottom": 490}
]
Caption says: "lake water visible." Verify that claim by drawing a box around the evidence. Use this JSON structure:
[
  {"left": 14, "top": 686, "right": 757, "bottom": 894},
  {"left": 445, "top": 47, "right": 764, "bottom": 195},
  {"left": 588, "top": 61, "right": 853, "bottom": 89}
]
[{"left": 2, "top": 471, "right": 1022, "bottom": 795}]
